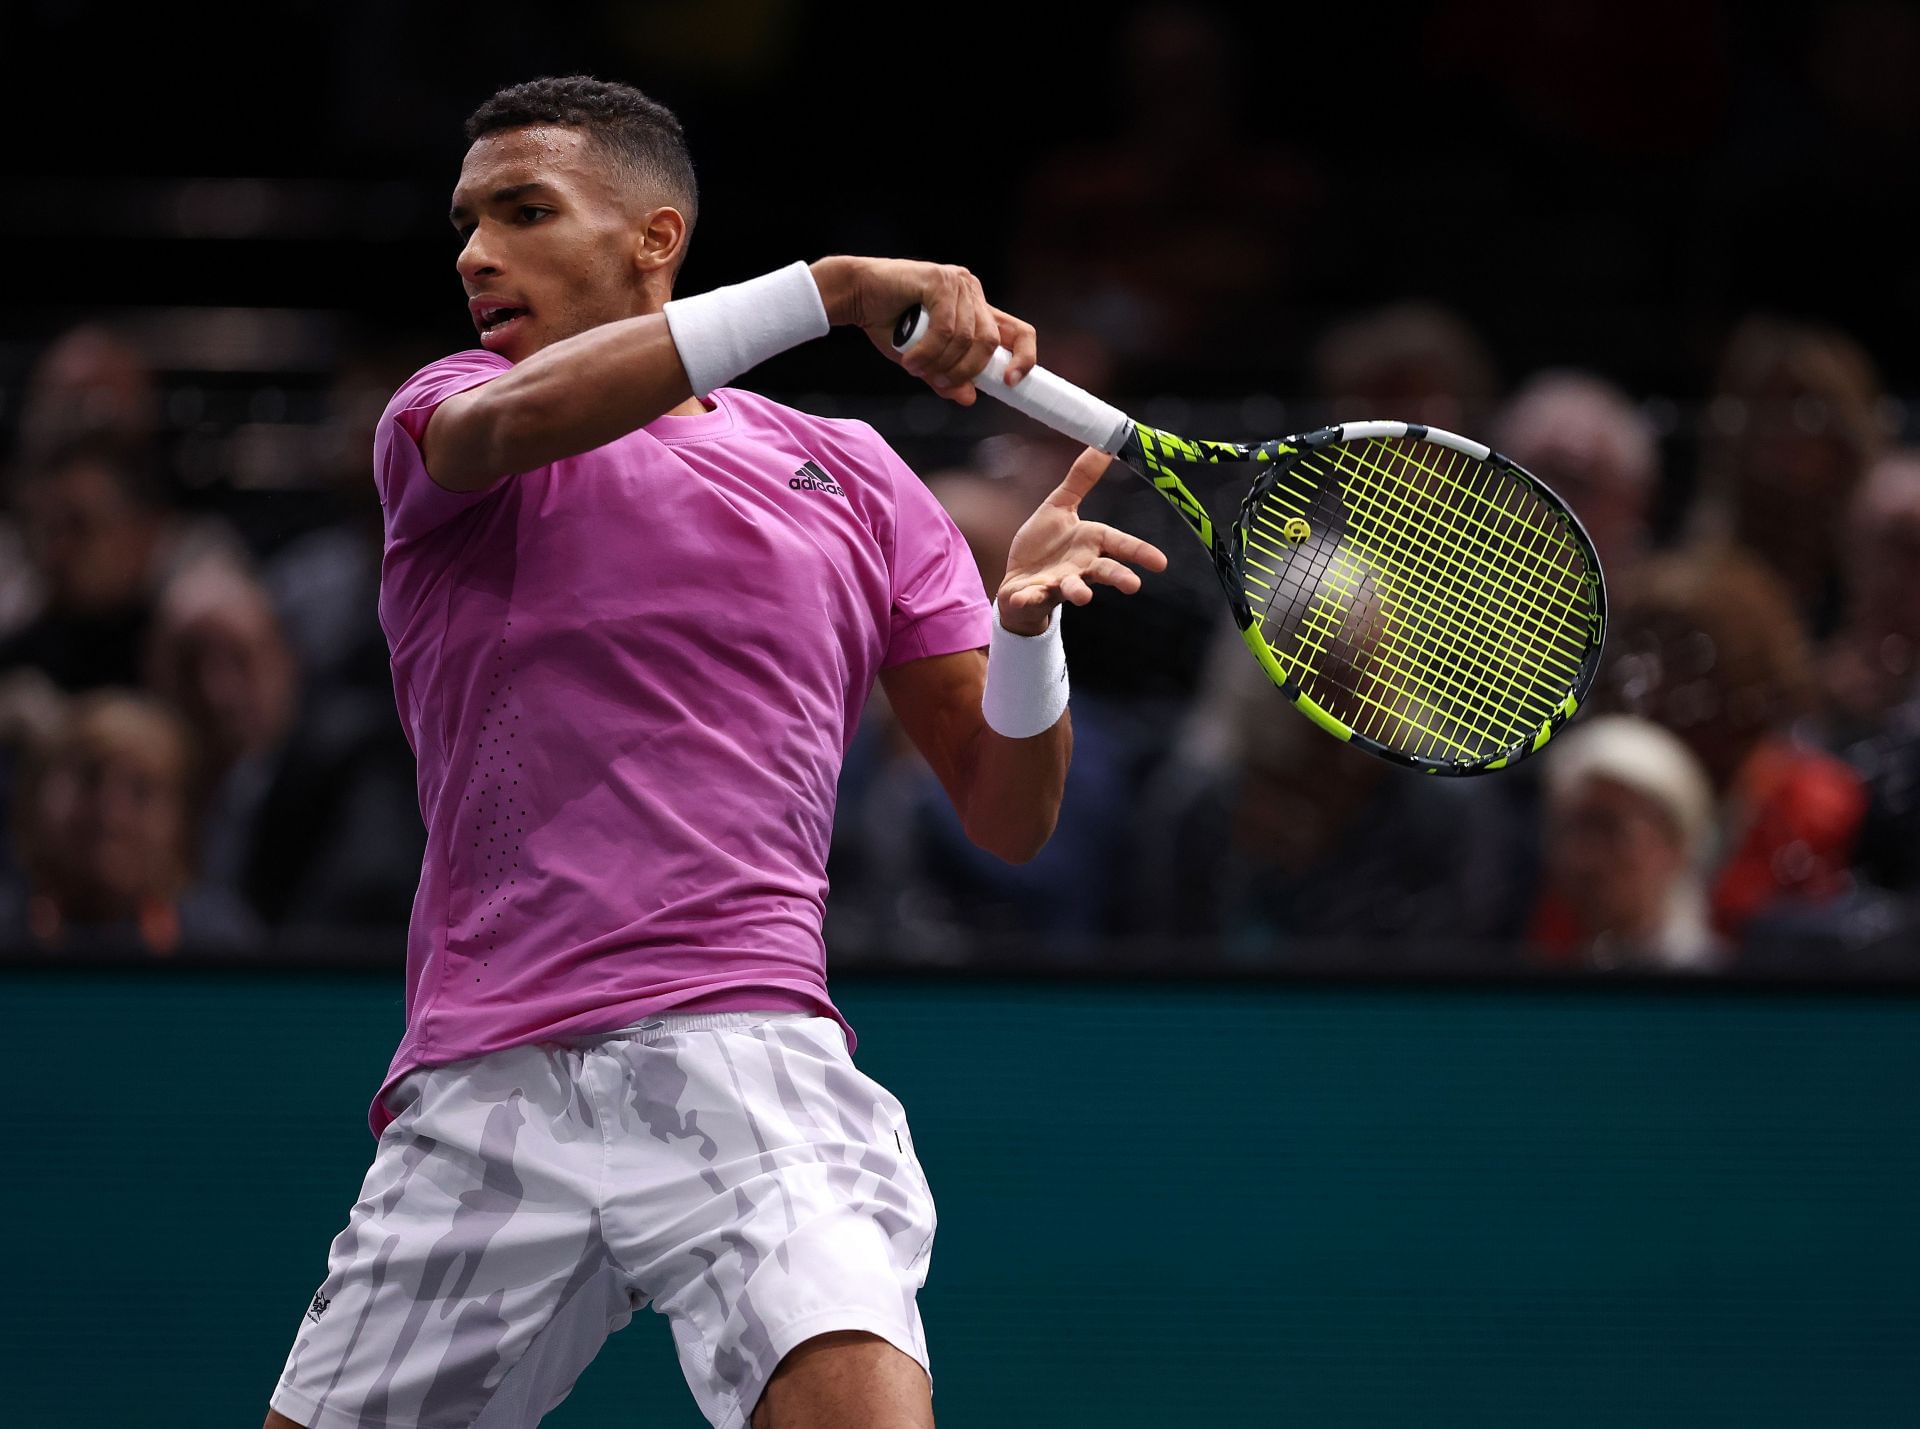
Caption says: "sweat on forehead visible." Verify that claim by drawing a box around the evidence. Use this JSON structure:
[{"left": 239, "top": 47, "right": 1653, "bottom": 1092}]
[
  {"left": 453, "top": 127, "right": 645, "bottom": 217},
  {"left": 455, "top": 131, "right": 588, "bottom": 203}
]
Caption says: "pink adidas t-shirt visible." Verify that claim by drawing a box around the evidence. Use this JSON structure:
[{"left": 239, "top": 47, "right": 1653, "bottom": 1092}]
[{"left": 366, "top": 348, "right": 989, "bottom": 1138}]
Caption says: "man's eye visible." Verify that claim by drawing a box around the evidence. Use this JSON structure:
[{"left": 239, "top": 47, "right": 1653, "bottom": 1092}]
[{"left": 518, "top": 206, "right": 549, "bottom": 222}]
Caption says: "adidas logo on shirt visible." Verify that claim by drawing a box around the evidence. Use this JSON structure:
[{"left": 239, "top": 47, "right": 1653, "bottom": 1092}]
[{"left": 789, "top": 459, "right": 845, "bottom": 497}]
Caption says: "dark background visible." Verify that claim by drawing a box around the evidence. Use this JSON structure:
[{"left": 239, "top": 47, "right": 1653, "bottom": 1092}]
[{"left": 7, "top": 0, "right": 1915, "bottom": 401}]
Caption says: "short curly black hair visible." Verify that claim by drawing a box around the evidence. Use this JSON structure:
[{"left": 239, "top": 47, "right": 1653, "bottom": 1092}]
[{"left": 465, "top": 75, "right": 699, "bottom": 277}]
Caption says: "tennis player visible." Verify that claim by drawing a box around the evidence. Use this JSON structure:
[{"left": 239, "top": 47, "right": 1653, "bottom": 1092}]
[{"left": 264, "top": 75, "right": 1166, "bottom": 1429}]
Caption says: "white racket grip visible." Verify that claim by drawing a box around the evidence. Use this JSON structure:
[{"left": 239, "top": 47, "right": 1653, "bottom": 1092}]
[{"left": 892, "top": 306, "right": 1133, "bottom": 454}]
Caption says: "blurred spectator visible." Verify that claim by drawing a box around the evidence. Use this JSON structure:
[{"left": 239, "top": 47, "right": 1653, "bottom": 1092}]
[
  {"left": 1820, "top": 448, "right": 1920, "bottom": 740},
  {"left": 1311, "top": 302, "right": 1501, "bottom": 435},
  {"left": 263, "top": 343, "right": 432, "bottom": 699},
  {"left": 1007, "top": 4, "right": 1319, "bottom": 394},
  {"left": 1816, "top": 449, "right": 1920, "bottom": 895},
  {"left": 0, "top": 516, "right": 39, "bottom": 641},
  {"left": 959, "top": 434, "right": 1223, "bottom": 711},
  {"left": 1528, "top": 715, "right": 1727, "bottom": 973},
  {"left": 1126, "top": 626, "right": 1525, "bottom": 961},
  {"left": 1592, "top": 548, "right": 1867, "bottom": 942},
  {"left": 829, "top": 469, "right": 1133, "bottom": 958},
  {"left": 1691, "top": 315, "right": 1887, "bottom": 635},
  {"left": 0, "top": 689, "right": 261, "bottom": 955},
  {"left": 0, "top": 431, "right": 244, "bottom": 692},
  {"left": 11, "top": 323, "right": 162, "bottom": 465},
  {"left": 144, "top": 556, "right": 423, "bottom": 929},
  {"left": 924, "top": 469, "right": 1029, "bottom": 594},
  {"left": 833, "top": 680, "right": 1132, "bottom": 960},
  {"left": 1494, "top": 371, "right": 1659, "bottom": 583},
  {"left": 0, "top": 433, "right": 172, "bottom": 692},
  {"left": 1834, "top": 694, "right": 1920, "bottom": 897},
  {"left": 1, "top": 323, "right": 166, "bottom": 650},
  {"left": 0, "top": 666, "right": 65, "bottom": 879}
]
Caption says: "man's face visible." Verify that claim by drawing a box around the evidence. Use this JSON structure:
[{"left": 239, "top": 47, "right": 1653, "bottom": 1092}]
[
  {"left": 1501, "top": 393, "right": 1652, "bottom": 578},
  {"left": 1547, "top": 776, "right": 1686, "bottom": 940},
  {"left": 151, "top": 597, "right": 298, "bottom": 768},
  {"left": 34, "top": 721, "right": 189, "bottom": 908},
  {"left": 16, "top": 460, "right": 159, "bottom": 614},
  {"left": 1849, "top": 460, "right": 1920, "bottom": 638},
  {"left": 450, "top": 126, "right": 650, "bottom": 361}
]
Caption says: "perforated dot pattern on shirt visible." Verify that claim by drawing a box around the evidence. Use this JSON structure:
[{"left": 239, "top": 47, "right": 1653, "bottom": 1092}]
[{"left": 463, "top": 619, "right": 525, "bottom": 982}]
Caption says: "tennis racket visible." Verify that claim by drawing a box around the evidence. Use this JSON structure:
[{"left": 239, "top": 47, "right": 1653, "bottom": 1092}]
[{"left": 894, "top": 306, "right": 1606, "bottom": 775}]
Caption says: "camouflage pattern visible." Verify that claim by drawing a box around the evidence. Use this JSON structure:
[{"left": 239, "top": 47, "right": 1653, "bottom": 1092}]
[{"left": 270, "top": 1011, "right": 936, "bottom": 1428}]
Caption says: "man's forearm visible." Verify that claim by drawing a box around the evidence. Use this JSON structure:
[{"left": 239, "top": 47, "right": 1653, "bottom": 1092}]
[
  {"left": 963, "top": 715, "right": 1072, "bottom": 865},
  {"left": 475, "top": 259, "right": 858, "bottom": 477},
  {"left": 473, "top": 313, "right": 695, "bottom": 474}
]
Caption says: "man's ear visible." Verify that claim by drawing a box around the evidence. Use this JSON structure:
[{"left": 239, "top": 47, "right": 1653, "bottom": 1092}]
[{"left": 633, "top": 206, "right": 688, "bottom": 278}]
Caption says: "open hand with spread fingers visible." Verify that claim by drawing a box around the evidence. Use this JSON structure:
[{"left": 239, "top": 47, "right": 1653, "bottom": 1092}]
[{"left": 996, "top": 447, "right": 1170, "bottom": 636}]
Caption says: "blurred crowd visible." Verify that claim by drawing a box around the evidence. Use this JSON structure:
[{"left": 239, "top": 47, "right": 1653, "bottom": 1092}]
[
  {"left": 0, "top": 328, "right": 426, "bottom": 956},
  {"left": 3, "top": 1, "right": 1917, "bottom": 978},
  {"left": 826, "top": 306, "right": 1920, "bottom": 980},
  {"left": 6, "top": 301, "right": 1910, "bottom": 981}
]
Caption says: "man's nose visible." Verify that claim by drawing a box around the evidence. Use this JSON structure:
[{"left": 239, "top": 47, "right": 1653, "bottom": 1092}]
[{"left": 457, "top": 233, "right": 500, "bottom": 282}]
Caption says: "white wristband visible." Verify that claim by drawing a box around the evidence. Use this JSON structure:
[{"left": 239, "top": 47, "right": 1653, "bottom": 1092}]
[
  {"left": 662, "top": 260, "right": 831, "bottom": 397},
  {"left": 982, "top": 603, "right": 1068, "bottom": 739}
]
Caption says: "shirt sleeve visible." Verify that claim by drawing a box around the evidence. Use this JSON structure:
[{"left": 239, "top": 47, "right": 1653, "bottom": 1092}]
[
  {"left": 373, "top": 350, "right": 516, "bottom": 545},
  {"left": 873, "top": 429, "right": 993, "bottom": 668}
]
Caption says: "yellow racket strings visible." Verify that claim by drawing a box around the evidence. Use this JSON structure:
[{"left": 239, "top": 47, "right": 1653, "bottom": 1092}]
[
  {"left": 1335, "top": 440, "right": 1588, "bottom": 731},
  {"left": 1245, "top": 438, "right": 1595, "bottom": 761},
  {"left": 1242, "top": 484, "right": 1485, "bottom": 755}
]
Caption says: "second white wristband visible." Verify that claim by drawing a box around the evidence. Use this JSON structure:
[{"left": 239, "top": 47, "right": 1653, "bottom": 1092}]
[
  {"left": 662, "top": 260, "right": 831, "bottom": 397},
  {"left": 982, "top": 604, "right": 1069, "bottom": 739}
]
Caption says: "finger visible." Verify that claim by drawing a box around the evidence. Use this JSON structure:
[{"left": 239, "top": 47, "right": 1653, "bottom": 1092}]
[
  {"left": 1061, "top": 572, "right": 1094, "bottom": 605},
  {"left": 957, "top": 274, "right": 1000, "bottom": 387},
  {"left": 1084, "top": 556, "right": 1143, "bottom": 594},
  {"left": 894, "top": 289, "right": 942, "bottom": 374},
  {"left": 914, "top": 310, "right": 970, "bottom": 390},
  {"left": 924, "top": 269, "right": 978, "bottom": 388},
  {"left": 992, "top": 308, "right": 1038, "bottom": 385},
  {"left": 903, "top": 271, "right": 971, "bottom": 383},
  {"left": 1084, "top": 521, "right": 1169, "bottom": 571},
  {"left": 1045, "top": 446, "right": 1115, "bottom": 511}
]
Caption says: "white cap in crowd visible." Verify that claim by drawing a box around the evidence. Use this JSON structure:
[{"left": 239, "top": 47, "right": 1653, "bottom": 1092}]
[{"left": 1543, "top": 714, "right": 1717, "bottom": 864}]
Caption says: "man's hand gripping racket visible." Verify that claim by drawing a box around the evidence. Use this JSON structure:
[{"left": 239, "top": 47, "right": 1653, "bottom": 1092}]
[{"left": 895, "top": 305, "right": 1608, "bottom": 774}]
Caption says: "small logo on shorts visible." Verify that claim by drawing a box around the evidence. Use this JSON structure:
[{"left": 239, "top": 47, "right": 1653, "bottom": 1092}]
[
  {"left": 307, "top": 1290, "right": 332, "bottom": 1323},
  {"left": 789, "top": 459, "right": 845, "bottom": 497}
]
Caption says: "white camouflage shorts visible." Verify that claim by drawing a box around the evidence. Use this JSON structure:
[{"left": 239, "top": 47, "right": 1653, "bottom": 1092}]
[{"left": 269, "top": 1010, "right": 937, "bottom": 1429}]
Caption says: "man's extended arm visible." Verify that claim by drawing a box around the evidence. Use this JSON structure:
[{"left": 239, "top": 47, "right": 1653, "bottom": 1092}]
[
  {"left": 880, "top": 646, "right": 1071, "bottom": 865},
  {"left": 881, "top": 448, "right": 1168, "bottom": 864},
  {"left": 418, "top": 256, "right": 1038, "bottom": 493}
]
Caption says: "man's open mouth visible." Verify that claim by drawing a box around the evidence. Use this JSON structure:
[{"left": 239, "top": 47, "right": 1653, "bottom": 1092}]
[{"left": 476, "top": 305, "right": 531, "bottom": 347}]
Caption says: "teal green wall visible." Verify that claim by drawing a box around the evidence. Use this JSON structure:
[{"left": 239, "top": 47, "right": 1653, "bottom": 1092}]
[{"left": 5, "top": 971, "right": 1915, "bottom": 1426}]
